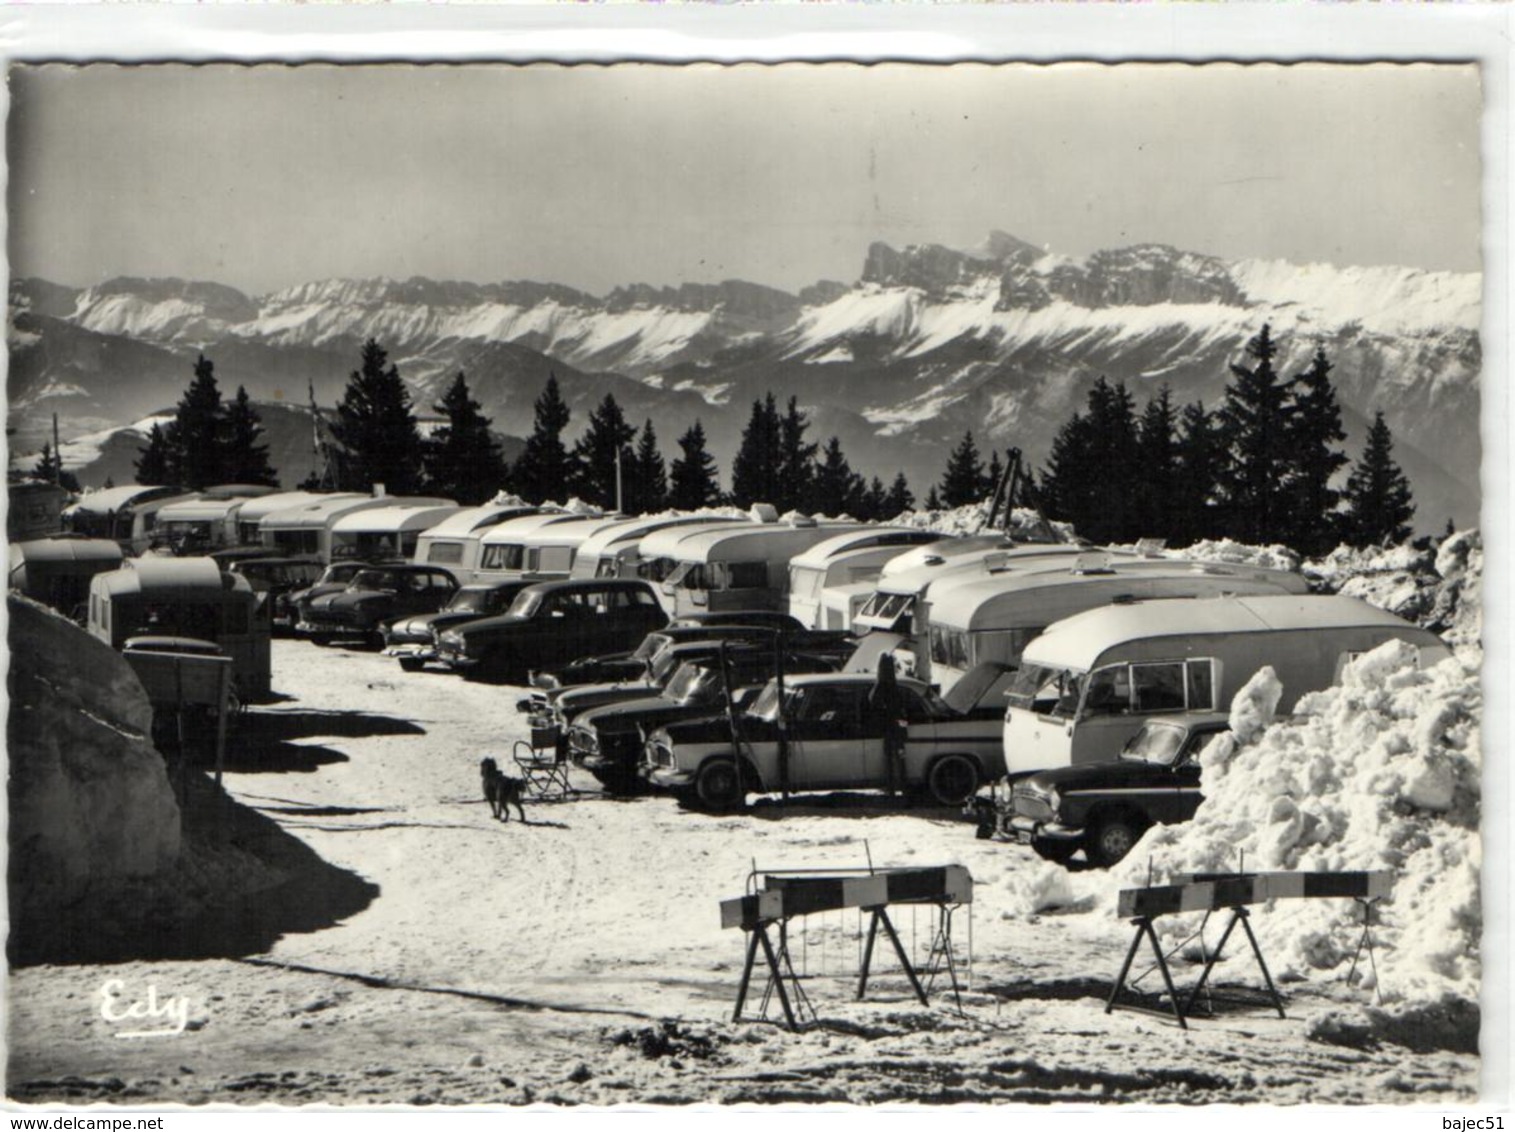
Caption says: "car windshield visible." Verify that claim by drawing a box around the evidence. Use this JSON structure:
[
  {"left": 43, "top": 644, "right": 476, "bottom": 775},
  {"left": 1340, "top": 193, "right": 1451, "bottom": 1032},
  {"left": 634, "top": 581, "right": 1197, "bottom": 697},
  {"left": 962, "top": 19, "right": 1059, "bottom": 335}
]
[
  {"left": 318, "top": 563, "right": 363, "bottom": 586},
  {"left": 1120, "top": 723, "right": 1191, "bottom": 766},
  {"left": 447, "top": 590, "right": 492, "bottom": 613},
  {"left": 665, "top": 663, "right": 715, "bottom": 701},
  {"left": 505, "top": 591, "right": 542, "bottom": 618},
  {"left": 351, "top": 570, "right": 398, "bottom": 591},
  {"left": 651, "top": 646, "right": 694, "bottom": 683},
  {"left": 633, "top": 633, "right": 671, "bottom": 662},
  {"left": 1005, "top": 663, "right": 1082, "bottom": 717},
  {"left": 943, "top": 662, "right": 1017, "bottom": 714}
]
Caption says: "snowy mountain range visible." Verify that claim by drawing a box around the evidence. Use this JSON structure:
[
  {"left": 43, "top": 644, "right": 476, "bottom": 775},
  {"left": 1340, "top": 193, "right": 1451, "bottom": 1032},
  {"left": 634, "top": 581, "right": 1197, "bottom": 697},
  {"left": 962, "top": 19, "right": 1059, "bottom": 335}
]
[{"left": 8, "top": 232, "right": 1482, "bottom": 530}]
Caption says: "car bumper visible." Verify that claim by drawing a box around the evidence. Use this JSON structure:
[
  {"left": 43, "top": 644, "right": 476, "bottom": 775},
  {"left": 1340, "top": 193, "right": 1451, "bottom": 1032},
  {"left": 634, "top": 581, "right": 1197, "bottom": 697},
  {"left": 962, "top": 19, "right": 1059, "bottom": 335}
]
[
  {"left": 296, "top": 619, "right": 369, "bottom": 638},
  {"left": 1006, "top": 815, "right": 1086, "bottom": 843},
  {"left": 385, "top": 643, "right": 437, "bottom": 662},
  {"left": 646, "top": 766, "right": 694, "bottom": 789}
]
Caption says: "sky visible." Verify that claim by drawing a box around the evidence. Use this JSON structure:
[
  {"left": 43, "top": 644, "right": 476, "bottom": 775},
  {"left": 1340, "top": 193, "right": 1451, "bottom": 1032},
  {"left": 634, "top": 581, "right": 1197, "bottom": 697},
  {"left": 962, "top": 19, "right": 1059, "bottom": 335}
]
[{"left": 6, "top": 61, "right": 1485, "bottom": 298}]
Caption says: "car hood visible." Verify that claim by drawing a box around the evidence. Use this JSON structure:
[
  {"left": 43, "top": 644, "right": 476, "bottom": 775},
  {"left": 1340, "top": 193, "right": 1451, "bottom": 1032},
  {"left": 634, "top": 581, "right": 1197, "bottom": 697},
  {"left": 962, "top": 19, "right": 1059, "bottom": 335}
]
[
  {"left": 313, "top": 588, "right": 392, "bottom": 612},
  {"left": 659, "top": 711, "right": 763, "bottom": 745},
  {"left": 1022, "top": 759, "right": 1192, "bottom": 794},
  {"left": 293, "top": 582, "right": 350, "bottom": 606},
  {"left": 454, "top": 612, "right": 531, "bottom": 636},
  {"left": 554, "top": 681, "right": 660, "bottom": 715},
  {"left": 575, "top": 692, "right": 713, "bottom": 733}
]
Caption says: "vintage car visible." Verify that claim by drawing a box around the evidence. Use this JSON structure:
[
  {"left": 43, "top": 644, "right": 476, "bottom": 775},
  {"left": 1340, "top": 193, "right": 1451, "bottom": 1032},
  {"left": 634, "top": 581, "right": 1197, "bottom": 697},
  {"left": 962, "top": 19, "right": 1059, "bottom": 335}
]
[
  {"left": 568, "top": 645, "right": 847, "bottom": 795},
  {"left": 287, "top": 561, "right": 383, "bottom": 626},
  {"left": 384, "top": 580, "right": 533, "bottom": 672},
  {"left": 435, "top": 578, "right": 668, "bottom": 682},
  {"left": 229, "top": 556, "right": 325, "bottom": 634},
  {"left": 642, "top": 663, "right": 1015, "bottom": 811},
  {"left": 531, "top": 613, "right": 812, "bottom": 690},
  {"left": 296, "top": 564, "right": 459, "bottom": 645},
  {"left": 972, "top": 712, "right": 1231, "bottom": 868}
]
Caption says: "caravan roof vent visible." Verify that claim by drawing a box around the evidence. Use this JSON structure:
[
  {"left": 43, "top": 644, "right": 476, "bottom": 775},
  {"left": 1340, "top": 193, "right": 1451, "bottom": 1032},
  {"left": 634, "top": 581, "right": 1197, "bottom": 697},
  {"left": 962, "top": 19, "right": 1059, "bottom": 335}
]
[
  {"left": 921, "top": 554, "right": 946, "bottom": 567},
  {"left": 1190, "top": 562, "right": 1236, "bottom": 576},
  {"left": 749, "top": 503, "right": 779, "bottom": 524},
  {"left": 1071, "top": 551, "right": 1115, "bottom": 576},
  {"left": 1134, "top": 537, "right": 1168, "bottom": 558},
  {"left": 982, "top": 551, "right": 1010, "bottom": 573},
  {"left": 788, "top": 514, "right": 819, "bottom": 529}
]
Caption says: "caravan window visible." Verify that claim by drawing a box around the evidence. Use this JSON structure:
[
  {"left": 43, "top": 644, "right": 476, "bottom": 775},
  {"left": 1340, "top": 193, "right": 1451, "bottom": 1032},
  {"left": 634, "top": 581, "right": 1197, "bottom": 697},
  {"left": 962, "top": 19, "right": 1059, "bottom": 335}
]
[
  {"left": 929, "top": 625, "right": 971, "bottom": 670},
  {"left": 1186, "top": 660, "right": 1215, "bottom": 710},
  {"left": 1006, "top": 664, "right": 1078, "bottom": 716},
  {"left": 480, "top": 543, "right": 525, "bottom": 571},
  {"left": 1131, "top": 662, "right": 1186, "bottom": 712},
  {"left": 426, "top": 541, "right": 464, "bottom": 565},
  {"left": 595, "top": 557, "right": 620, "bottom": 579},
  {"left": 728, "top": 561, "right": 768, "bottom": 590}
]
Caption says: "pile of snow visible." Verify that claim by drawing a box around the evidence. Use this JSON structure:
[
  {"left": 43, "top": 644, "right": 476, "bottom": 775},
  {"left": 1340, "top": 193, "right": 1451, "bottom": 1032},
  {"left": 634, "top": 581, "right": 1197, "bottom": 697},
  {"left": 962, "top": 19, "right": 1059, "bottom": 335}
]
[
  {"left": 890, "top": 502, "right": 1077, "bottom": 541},
  {"left": 1161, "top": 539, "right": 1302, "bottom": 573},
  {"left": 1304, "top": 530, "right": 1482, "bottom": 652},
  {"left": 1076, "top": 640, "right": 1482, "bottom": 1008}
]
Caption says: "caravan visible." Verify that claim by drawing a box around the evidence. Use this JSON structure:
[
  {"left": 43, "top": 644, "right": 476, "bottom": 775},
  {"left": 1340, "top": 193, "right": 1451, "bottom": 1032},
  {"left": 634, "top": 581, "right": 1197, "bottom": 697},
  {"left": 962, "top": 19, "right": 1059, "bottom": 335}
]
[
  {"left": 62, "top": 485, "right": 196, "bottom": 555},
  {"left": 785, "top": 528, "right": 943, "bottom": 630},
  {"left": 259, "top": 494, "right": 450, "bottom": 562},
  {"left": 87, "top": 556, "right": 272, "bottom": 701},
  {"left": 153, "top": 487, "right": 282, "bottom": 554},
  {"left": 1001, "top": 593, "right": 1452, "bottom": 774},
  {"left": 568, "top": 514, "right": 742, "bottom": 580},
  {"left": 659, "top": 519, "right": 868, "bottom": 618},
  {"left": 329, "top": 503, "right": 462, "bottom": 562},
  {"left": 412, "top": 503, "right": 548, "bottom": 579},
  {"left": 471, "top": 511, "right": 607, "bottom": 583},
  {"left": 913, "top": 553, "right": 1311, "bottom": 692}
]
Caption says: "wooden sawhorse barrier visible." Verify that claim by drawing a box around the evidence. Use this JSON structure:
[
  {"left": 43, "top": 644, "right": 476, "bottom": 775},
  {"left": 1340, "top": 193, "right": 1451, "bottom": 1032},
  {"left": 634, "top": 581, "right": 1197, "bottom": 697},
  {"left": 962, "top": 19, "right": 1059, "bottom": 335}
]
[
  {"left": 1107, "top": 869, "right": 1393, "bottom": 1030},
  {"left": 720, "top": 865, "right": 973, "bottom": 1031}
]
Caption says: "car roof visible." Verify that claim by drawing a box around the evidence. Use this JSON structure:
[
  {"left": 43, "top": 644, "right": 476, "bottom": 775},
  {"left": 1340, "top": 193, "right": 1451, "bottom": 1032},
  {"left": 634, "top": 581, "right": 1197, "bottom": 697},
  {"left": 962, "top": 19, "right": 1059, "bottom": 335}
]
[
  {"left": 777, "top": 672, "right": 931, "bottom": 694},
  {"left": 518, "top": 577, "right": 654, "bottom": 595},
  {"left": 1141, "top": 712, "right": 1232, "bottom": 730}
]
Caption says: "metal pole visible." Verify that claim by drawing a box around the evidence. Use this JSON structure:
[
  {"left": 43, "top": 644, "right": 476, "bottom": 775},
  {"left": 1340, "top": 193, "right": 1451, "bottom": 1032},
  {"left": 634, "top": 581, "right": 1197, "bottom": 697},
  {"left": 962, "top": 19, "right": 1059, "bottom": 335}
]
[
  {"left": 51, "top": 413, "right": 61, "bottom": 485},
  {"left": 616, "top": 446, "right": 624, "bottom": 514},
  {"left": 774, "top": 629, "right": 788, "bottom": 802}
]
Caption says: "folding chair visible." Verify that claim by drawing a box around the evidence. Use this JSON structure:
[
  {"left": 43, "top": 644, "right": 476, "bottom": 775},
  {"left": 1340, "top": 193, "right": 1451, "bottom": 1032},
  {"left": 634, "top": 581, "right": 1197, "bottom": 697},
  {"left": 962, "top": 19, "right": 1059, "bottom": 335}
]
[{"left": 512, "top": 716, "right": 575, "bottom": 800}]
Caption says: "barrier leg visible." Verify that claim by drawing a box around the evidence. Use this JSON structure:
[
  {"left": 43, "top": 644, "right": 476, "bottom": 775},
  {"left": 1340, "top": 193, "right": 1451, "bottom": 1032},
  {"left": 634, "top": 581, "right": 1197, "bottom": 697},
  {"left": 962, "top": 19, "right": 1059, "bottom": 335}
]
[
  {"left": 1235, "top": 908, "right": 1286, "bottom": 1019},
  {"left": 877, "top": 908, "right": 929, "bottom": 1006},
  {"left": 1106, "top": 919, "right": 1148, "bottom": 1016},
  {"left": 733, "top": 927, "right": 762, "bottom": 1022},
  {"left": 756, "top": 924, "right": 800, "bottom": 1031}
]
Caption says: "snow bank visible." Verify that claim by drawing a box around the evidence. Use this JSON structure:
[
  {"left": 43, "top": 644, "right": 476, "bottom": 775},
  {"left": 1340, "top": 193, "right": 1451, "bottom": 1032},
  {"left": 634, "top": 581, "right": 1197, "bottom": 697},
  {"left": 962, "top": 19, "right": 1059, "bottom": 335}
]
[{"left": 1083, "top": 640, "right": 1482, "bottom": 1008}]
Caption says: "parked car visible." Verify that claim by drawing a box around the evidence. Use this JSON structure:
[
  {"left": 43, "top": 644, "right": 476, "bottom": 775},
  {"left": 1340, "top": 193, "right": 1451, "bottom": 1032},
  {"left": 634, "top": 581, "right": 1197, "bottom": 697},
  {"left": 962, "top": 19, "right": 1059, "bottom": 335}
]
[
  {"left": 384, "top": 580, "right": 533, "bottom": 672},
  {"left": 568, "top": 644, "right": 848, "bottom": 795},
  {"left": 229, "top": 556, "right": 325, "bottom": 635},
  {"left": 287, "top": 560, "right": 387, "bottom": 627},
  {"left": 971, "top": 712, "right": 1231, "bottom": 867},
  {"left": 642, "top": 663, "right": 1014, "bottom": 810},
  {"left": 435, "top": 578, "right": 668, "bottom": 682},
  {"left": 531, "top": 615, "right": 816, "bottom": 690},
  {"left": 296, "top": 564, "right": 460, "bottom": 646}
]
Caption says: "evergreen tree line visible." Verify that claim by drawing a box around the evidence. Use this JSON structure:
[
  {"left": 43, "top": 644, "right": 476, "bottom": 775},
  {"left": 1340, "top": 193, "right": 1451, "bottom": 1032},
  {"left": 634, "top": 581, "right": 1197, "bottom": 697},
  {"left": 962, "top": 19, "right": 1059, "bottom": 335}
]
[
  {"left": 135, "top": 355, "right": 278, "bottom": 490},
  {"left": 1030, "top": 324, "right": 1415, "bottom": 552}
]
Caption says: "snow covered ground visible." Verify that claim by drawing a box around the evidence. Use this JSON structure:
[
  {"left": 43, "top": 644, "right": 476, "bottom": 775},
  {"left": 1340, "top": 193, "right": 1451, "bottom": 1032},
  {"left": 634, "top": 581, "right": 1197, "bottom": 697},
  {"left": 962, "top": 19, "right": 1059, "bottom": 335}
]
[{"left": 7, "top": 617, "right": 1481, "bottom": 1105}]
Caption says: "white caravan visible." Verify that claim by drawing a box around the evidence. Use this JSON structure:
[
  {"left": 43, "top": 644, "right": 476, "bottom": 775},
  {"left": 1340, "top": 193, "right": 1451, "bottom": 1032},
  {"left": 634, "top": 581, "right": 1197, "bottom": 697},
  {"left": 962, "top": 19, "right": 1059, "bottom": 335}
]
[
  {"left": 330, "top": 503, "right": 462, "bottom": 562},
  {"left": 231, "top": 491, "right": 344, "bottom": 548},
  {"left": 659, "top": 519, "right": 869, "bottom": 617},
  {"left": 260, "top": 494, "right": 451, "bottom": 562},
  {"left": 62, "top": 485, "right": 199, "bottom": 555},
  {"left": 1002, "top": 593, "right": 1453, "bottom": 774},
  {"left": 412, "top": 503, "right": 550, "bottom": 580},
  {"left": 567, "top": 514, "right": 744, "bottom": 580},
  {"left": 915, "top": 555, "right": 1312, "bottom": 693},
  {"left": 785, "top": 528, "right": 943, "bottom": 630},
  {"left": 471, "top": 511, "right": 608, "bottom": 583}
]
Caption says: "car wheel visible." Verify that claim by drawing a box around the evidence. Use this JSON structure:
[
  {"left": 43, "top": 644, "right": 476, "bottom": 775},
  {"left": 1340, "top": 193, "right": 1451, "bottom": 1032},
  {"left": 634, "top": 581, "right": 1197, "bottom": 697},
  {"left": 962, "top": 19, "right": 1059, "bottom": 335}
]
[
  {"left": 310, "top": 633, "right": 332, "bottom": 647},
  {"left": 1032, "top": 839, "right": 1080, "bottom": 865},
  {"left": 925, "top": 755, "right": 980, "bottom": 807},
  {"left": 693, "top": 757, "right": 745, "bottom": 811},
  {"left": 1086, "top": 813, "right": 1144, "bottom": 868},
  {"left": 398, "top": 656, "right": 425, "bottom": 673}
]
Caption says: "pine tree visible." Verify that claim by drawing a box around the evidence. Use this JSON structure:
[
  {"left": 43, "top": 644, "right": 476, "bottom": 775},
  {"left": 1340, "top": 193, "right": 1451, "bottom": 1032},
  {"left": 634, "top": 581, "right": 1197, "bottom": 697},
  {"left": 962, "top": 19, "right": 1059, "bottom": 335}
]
[
  {"left": 982, "top": 449, "right": 1005, "bottom": 502},
  {"left": 329, "top": 339, "right": 425, "bottom": 495},
  {"left": 669, "top": 420, "right": 722, "bottom": 510},
  {"left": 222, "top": 385, "right": 279, "bottom": 487},
  {"left": 859, "top": 476, "right": 888, "bottom": 523},
  {"left": 424, "top": 373, "right": 506, "bottom": 505},
  {"left": 884, "top": 471, "right": 914, "bottom": 517},
  {"left": 1283, "top": 346, "right": 1349, "bottom": 556},
  {"left": 730, "top": 394, "right": 782, "bottom": 508},
  {"left": 1342, "top": 411, "right": 1415, "bottom": 547},
  {"left": 924, "top": 486, "right": 944, "bottom": 511},
  {"left": 1215, "top": 324, "right": 1295, "bottom": 544},
  {"left": 812, "top": 436, "right": 865, "bottom": 517},
  {"left": 1172, "top": 401, "right": 1225, "bottom": 545},
  {"left": 513, "top": 374, "right": 576, "bottom": 505},
  {"left": 1135, "top": 385, "right": 1179, "bottom": 541},
  {"left": 939, "top": 431, "right": 987, "bottom": 508},
  {"left": 1039, "top": 378, "right": 1141, "bottom": 542},
  {"left": 30, "top": 443, "right": 81, "bottom": 493},
  {"left": 777, "top": 396, "right": 819, "bottom": 513},
  {"left": 572, "top": 393, "right": 637, "bottom": 511},
  {"left": 626, "top": 419, "right": 669, "bottom": 515},
  {"left": 135, "top": 422, "right": 175, "bottom": 486},
  {"left": 164, "top": 354, "right": 227, "bottom": 489}
]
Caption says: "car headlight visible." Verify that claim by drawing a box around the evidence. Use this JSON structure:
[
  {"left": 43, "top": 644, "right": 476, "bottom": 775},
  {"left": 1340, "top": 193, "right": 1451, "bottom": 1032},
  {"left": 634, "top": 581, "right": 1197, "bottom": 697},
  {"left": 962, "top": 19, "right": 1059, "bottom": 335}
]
[{"left": 440, "top": 630, "right": 467, "bottom": 652}]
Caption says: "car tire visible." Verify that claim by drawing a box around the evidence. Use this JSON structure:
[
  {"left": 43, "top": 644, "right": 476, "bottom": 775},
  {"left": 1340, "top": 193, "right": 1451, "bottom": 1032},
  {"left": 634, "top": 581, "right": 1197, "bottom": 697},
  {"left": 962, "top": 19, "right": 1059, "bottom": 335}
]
[
  {"left": 924, "top": 754, "right": 980, "bottom": 807},
  {"left": 1086, "top": 813, "right": 1144, "bottom": 868},
  {"left": 398, "top": 656, "right": 425, "bottom": 673},
  {"left": 1032, "top": 839, "right": 1080, "bottom": 865},
  {"left": 310, "top": 633, "right": 332, "bottom": 647},
  {"left": 693, "top": 757, "right": 746, "bottom": 812}
]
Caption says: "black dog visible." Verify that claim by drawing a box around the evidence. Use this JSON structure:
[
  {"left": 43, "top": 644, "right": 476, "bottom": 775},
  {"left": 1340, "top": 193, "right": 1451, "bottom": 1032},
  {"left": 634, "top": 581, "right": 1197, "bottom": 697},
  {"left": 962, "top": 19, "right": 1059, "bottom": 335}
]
[{"left": 480, "top": 757, "right": 527, "bottom": 823}]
